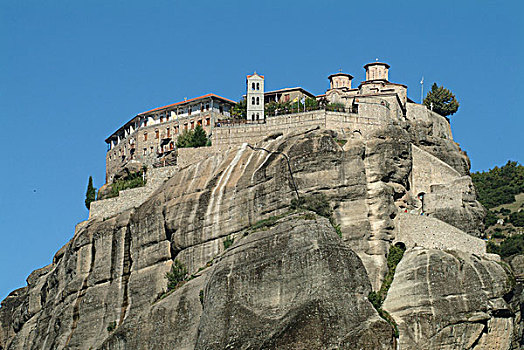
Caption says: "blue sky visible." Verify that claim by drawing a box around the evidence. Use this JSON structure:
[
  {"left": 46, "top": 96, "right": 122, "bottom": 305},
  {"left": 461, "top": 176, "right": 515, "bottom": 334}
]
[{"left": 0, "top": 0, "right": 522, "bottom": 299}]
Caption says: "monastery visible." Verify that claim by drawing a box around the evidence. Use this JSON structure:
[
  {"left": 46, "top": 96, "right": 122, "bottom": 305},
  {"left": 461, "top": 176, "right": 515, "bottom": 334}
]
[{"left": 104, "top": 61, "right": 415, "bottom": 183}]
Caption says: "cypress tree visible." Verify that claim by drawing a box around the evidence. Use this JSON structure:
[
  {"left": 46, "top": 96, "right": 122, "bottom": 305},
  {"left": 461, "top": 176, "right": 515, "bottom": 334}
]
[
  {"left": 85, "top": 176, "right": 96, "bottom": 210},
  {"left": 192, "top": 125, "right": 208, "bottom": 147},
  {"left": 423, "top": 83, "right": 460, "bottom": 118}
]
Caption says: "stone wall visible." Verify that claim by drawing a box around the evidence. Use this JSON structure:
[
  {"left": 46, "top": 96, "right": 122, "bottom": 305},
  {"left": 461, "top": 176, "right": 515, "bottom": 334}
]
[
  {"left": 89, "top": 166, "right": 178, "bottom": 220},
  {"left": 395, "top": 212, "right": 486, "bottom": 256},
  {"left": 212, "top": 110, "right": 381, "bottom": 150},
  {"left": 411, "top": 144, "right": 461, "bottom": 197},
  {"left": 177, "top": 147, "right": 218, "bottom": 169}
]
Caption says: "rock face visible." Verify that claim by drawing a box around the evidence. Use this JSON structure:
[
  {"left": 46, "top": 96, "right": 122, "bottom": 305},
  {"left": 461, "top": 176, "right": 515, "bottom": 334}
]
[
  {"left": 383, "top": 249, "right": 514, "bottom": 349},
  {"left": 0, "top": 108, "right": 519, "bottom": 349}
]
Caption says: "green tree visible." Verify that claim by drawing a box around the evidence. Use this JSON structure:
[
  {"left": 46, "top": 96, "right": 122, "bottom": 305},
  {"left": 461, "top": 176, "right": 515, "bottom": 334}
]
[
  {"left": 165, "top": 259, "right": 187, "bottom": 291},
  {"left": 176, "top": 130, "right": 195, "bottom": 148},
  {"left": 192, "top": 124, "right": 208, "bottom": 147},
  {"left": 231, "top": 98, "right": 247, "bottom": 119},
  {"left": 85, "top": 176, "right": 96, "bottom": 210},
  {"left": 423, "top": 83, "right": 459, "bottom": 118}
]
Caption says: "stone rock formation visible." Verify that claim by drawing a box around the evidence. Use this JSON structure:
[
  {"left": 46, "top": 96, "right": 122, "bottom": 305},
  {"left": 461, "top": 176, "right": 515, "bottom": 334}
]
[{"left": 0, "top": 107, "right": 520, "bottom": 349}]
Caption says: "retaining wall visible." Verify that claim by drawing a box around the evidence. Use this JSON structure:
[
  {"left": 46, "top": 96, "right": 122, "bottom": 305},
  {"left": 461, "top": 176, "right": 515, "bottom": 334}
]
[
  {"left": 212, "top": 110, "right": 382, "bottom": 150},
  {"left": 395, "top": 212, "right": 486, "bottom": 255},
  {"left": 89, "top": 166, "right": 178, "bottom": 220}
]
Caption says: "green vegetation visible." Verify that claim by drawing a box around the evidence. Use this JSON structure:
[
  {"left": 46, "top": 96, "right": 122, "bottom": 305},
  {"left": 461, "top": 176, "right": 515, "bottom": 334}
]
[
  {"left": 472, "top": 161, "right": 524, "bottom": 209},
  {"left": 101, "top": 171, "right": 146, "bottom": 200},
  {"left": 487, "top": 235, "right": 524, "bottom": 258},
  {"left": 325, "top": 102, "right": 345, "bottom": 112},
  {"left": 265, "top": 97, "right": 319, "bottom": 116},
  {"left": 423, "top": 83, "right": 459, "bottom": 118},
  {"left": 250, "top": 212, "right": 291, "bottom": 232},
  {"left": 165, "top": 259, "right": 188, "bottom": 292},
  {"left": 85, "top": 176, "right": 96, "bottom": 210},
  {"left": 368, "top": 243, "right": 405, "bottom": 338},
  {"left": 223, "top": 235, "right": 235, "bottom": 250},
  {"left": 106, "top": 321, "right": 116, "bottom": 332},
  {"left": 176, "top": 124, "right": 209, "bottom": 148},
  {"left": 231, "top": 98, "right": 247, "bottom": 119},
  {"left": 291, "top": 193, "right": 343, "bottom": 238},
  {"left": 369, "top": 244, "right": 406, "bottom": 309}
]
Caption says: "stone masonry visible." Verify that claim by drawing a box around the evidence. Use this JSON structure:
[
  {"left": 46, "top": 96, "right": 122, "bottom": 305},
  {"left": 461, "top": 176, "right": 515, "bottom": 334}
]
[{"left": 89, "top": 166, "right": 178, "bottom": 220}]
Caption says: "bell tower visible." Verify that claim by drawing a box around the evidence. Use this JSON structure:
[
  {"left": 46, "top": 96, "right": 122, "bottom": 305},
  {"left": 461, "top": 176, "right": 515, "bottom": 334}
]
[
  {"left": 364, "top": 61, "right": 390, "bottom": 81},
  {"left": 246, "top": 72, "right": 264, "bottom": 122}
]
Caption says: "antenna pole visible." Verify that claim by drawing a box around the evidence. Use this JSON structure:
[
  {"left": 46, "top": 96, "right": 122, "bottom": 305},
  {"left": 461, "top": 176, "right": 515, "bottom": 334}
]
[{"left": 420, "top": 76, "right": 424, "bottom": 104}]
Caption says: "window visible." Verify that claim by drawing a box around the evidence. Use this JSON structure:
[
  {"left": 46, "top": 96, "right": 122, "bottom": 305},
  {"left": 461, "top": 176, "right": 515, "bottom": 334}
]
[
  {"left": 252, "top": 82, "right": 255, "bottom": 90},
  {"left": 197, "top": 119, "right": 202, "bottom": 126},
  {"left": 206, "top": 118, "right": 210, "bottom": 126},
  {"left": 256, "top": 97, "right": 260, "bottom": 105},
  {"left": 143, "top": 148, "right": 147, "bottom": 155},
  {"left": 252, "top": 113, "right": 255, "bottom": 120},
  {"left": 191, "top": 121, "right": 194, "bottom": 129},
  {"left": 188, "top": 108, "right": 192, "bottom": 116},
  {"left": 219, "top": 106, "right": 223, "bottom": 114},
  {"left": 160, "top": 115, "right": 164, "bottom": 123},
  {"left": 155, "top": 130, "right": 159, "bottom": 139},
  {"left": 167, "top": 128, "right": 170, "bottom": 137},
  {"left": 144, "top": 119, "right": 148, "bottom": 127},
  {"left": 256, "top": 83, "right": 260, "bottom": 90},
  {"left": 170, "top": 142, "right": 174, "bottom": 150},
  {"left": 166, "top": 115, "right": 169, "bottom": 122},
  {"left": 144, "top": 132, "right": 148, "bottom": 141},
  {"left": 252, "top": 97, "right": 255, "bottom": 105},
  {"left": 256, "top": 113, "right": 259, "bottom": 120},
  {"left": 284, "top": 94, "right": 290, "bottom": 102},
  {"left": 201, "top": 104, "right": 204, "bottom": 112},
  {"left": 206, "top": 104, "right": 209, "bottom": 111}
]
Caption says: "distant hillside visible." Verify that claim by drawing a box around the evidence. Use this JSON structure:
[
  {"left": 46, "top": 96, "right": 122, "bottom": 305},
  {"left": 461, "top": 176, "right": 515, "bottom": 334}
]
[
  {"left": 471, "top": 160, "right": 524, "bottom": 209},
  {"left": 472, "top": 161, "right": 524, "bottom": 257}
]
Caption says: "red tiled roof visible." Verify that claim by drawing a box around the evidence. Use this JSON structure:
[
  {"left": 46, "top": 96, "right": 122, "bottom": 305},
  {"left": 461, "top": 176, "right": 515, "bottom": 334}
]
[
  {"left": 247, "top": 73, "right": 264, "bottom": 79},
  {"left": 138, "top": 93, "right": 236, "bottom": 115}
]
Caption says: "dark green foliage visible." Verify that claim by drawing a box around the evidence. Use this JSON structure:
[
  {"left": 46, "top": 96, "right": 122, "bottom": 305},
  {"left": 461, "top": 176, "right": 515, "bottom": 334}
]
[
  {"left": 291, "top": 194, "right": 333, "bottom": 219},
  {"left": 223, "top": 235, "right": 234, "bottom": 250},
  {"left": 368, "top": 243, "right": 405, "bottom": 338},
  {"left": 105, "top": 171, "right": 145, "bottom": 199},
  {"left": 499, "top": 208, "right": 511, "bottom": 216},
  {"left": 326, "top": 102, "right": 345, "bottom": 112},
  {"left": 487, "top": 235, "right": 524, "bottom": 258},
  {"left": 508, "top": 211, "right": 524, "bottom": 227},
  {"left": 471, "top": 161, "right": 524, "bottom": 209},
  {"left": 192, "top": 125, "right": 208, "bottom": 147},
  {"left": 165, "top": 259, "right": 187, "bottom": 291},
  {"left": 291, "top": 194, "right": 344, "bottom": 238},
  {"left": 199, "top": 290, "right": 204, "bottom": 306},
  {"left": 85, "top": 176, "right": 96, "bottom": 210},
  {"left": 176, "top": 125, "right": 209, "bottom": 148},
  {"left": 484, "top": 210, "right": 498, "bottom": 228},
  {"left": 250, "top": 212, "right": 290, "bottom": 231},
  {"left": 107, "top": 321, "right": 116, "bottom": 332},
  {"left": 492, "top": 230, "right": 506, "bottom": 239},
  {"left": 423, "top": 83, "right": 459, "bottom": 118},
  {"left": 370, "top": 244, "right": 406, "bottom": 308},
  {"left": 231, "top": 98, "right": 247, "bottom": 119}
]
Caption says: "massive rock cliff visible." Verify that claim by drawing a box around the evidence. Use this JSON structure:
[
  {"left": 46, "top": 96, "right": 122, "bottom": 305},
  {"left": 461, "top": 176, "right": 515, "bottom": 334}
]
[{"left": 0, "top": 106, "right": 519, "bottom": 349}]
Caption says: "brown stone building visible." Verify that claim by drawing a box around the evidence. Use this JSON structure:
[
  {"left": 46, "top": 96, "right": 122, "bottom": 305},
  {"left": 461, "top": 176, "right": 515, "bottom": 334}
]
[{"left": 105, "top": 93, "right": 235, "bottom": 182}]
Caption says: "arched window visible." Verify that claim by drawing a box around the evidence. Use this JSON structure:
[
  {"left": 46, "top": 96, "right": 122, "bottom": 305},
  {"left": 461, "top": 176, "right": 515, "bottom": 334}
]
[
  {"left": 252, "top": 82, "right": 255, "bottom": 90},
  {"left": 256, "top": 113, "right": 259, "bottom": 120},
  {"left": 144, "top": 132, "right": 148, "bottom": 141},
  {"left": 252, "top": 97, "right": 255, "bottom": 105},
  {"left": 256, "top": 97, "right": 260, "bottom": 105},
  {"left": 256, "top": 83, "right": 260, "bottom": 90},
  {"left": 252, "top": 113, "right": 255, "bottom": 120}
]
